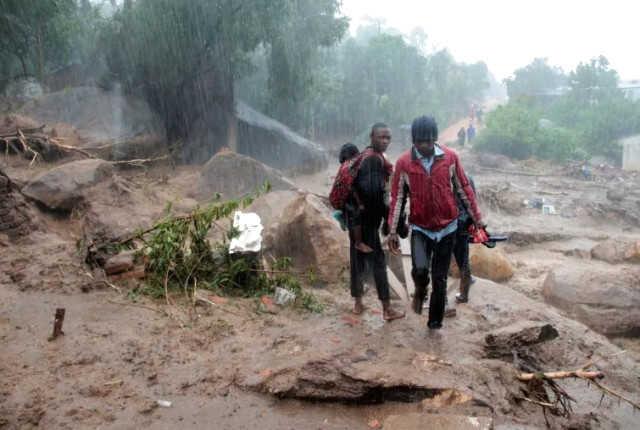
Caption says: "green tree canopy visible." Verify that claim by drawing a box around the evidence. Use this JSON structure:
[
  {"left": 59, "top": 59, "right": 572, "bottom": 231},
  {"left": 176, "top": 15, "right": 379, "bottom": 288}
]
[{"left": 504, "top": 57, "right": 566, "bottom": 99}]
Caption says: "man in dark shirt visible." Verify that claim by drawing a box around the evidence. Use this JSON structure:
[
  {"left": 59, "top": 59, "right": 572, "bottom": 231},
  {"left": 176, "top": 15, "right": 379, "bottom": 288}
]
[{"left": 348, "top": 123, "right": 405, "bottom": 321}]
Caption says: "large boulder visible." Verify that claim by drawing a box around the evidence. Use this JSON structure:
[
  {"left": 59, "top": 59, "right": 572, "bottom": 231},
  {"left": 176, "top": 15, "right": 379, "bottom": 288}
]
[
  {"left": 591, "top": 239, "right": 640, "bottom": 264},
  {"left": 245, "top": 190, "right": 300, "bottom": 228},
  {"left": 451, "top": 245, "right": 514, "bottom": 282},
  {"left": 542, "top": 265, "right": 640, "bottom": 336},
  {"left": 236, "top": 101, "right": 328, "bottom": 173},
  {"left": 263, "top": 193, "right": 347, "bottom": 284},
  {"left": 198, "top": 151, "right": 296, "bottom": 200},
  {"left": 22, "top": 159, "right": 113, "bottom": 211}
]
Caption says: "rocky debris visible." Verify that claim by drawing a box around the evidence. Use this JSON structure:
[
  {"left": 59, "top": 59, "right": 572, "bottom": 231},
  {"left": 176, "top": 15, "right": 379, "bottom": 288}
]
[
  {"left": 22, "top": 159, "right": 113, "bottom": 211},
  {"left": 591, "top": 239, "right": 640, "bottom": 264},
  {"left": 0, "top": 168, "right": 35, "bottom": 239},
  {"left": 247, "top": 354, "right": 450, "bottom": 403},
  {"left": 199, "top": 151, "right": 296, "bottom": 200},
  {"left": 263, "top": 193, "right": 347, "bottom": 284},
  {"left": 606, "top": 188, "right": 625, "bottom": 202},
  {"left": 383, "top": 413, "right": 492, "bottom": 430},
  {"left": 542, "top": 264, "right": 640, "bottom": 336},
  {"left": 507, "top": 231, "right": 572, "bottom": 247},
  {"left": 104, "top": 251, "right": 136, "bottom": 275},
  {"left": 478, "top": 182, "right": 524, "bottom": 215},
  {"left": 0, "top": 114, "right": 40, "bottom": 135},
  {"left": 485, "top": 322, "right": 559, "bottom": 359},
  {"left": 236, "top": 100, "right": 328, "bottom": 174},
  {"left": 20, "top": 86, "right": 164, "bottom": 143},
  {"left": 468, "top": 245, "right": 514, "bottom": 283},
  {"left": 475, "top": 152, "right": 515, "bottom": 170}
]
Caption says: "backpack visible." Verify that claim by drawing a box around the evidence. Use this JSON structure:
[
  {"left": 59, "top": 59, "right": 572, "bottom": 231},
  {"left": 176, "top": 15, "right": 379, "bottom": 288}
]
[{"left": 329, "top": 149, "right": 382, "bottom": 210}]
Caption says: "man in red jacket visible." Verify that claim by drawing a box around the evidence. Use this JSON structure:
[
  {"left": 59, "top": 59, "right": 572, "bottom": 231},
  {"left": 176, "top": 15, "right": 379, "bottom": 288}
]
[{"left": 388, "top": 116, "right": 482, "bottom": 329}]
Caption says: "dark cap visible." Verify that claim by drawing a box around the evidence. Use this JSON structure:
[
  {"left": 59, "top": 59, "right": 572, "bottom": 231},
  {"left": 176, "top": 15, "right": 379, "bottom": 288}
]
[{"left": 411, "top": 115, "right": 438, "bottom": 142}]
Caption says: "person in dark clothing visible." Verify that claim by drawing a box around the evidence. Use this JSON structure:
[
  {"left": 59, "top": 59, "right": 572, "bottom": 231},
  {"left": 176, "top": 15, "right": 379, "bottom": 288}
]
[
  {"left": 348, "top": 123, "right": 405, "bottom": 321},
  {"left": 388, "top": 116, "right": 483, "bottom": 330},
  {"left": 337, "top": 143, "right": 373, "bottom": 253},
  {"left": 457, "top": 127, "right": 466, "bottom": 147},
  {"left": 466, "top": 122, "right": 476, "bottom": 143},
  {"left": 453, "top": 175, "right": 476, "bottom": 303}
]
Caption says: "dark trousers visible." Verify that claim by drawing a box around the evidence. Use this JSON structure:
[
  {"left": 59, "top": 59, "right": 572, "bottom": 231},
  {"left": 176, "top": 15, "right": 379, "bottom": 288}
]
[
  {"left": 453, "top": 227, "right": 471, "bottom": 280},
  {"left": 411, "top": 230, "right": 455, "bottom": 326},
  {"left": 349, "top": 218, "right": 390, "bottom": 302}
]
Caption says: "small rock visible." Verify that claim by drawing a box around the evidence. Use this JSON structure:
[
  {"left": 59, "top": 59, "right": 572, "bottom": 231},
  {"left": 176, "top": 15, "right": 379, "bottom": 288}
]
[
  {"left": 104, "top": 251, "right": 136, "bottom": 275},
  {"left": 108, "top": 266, "right": 146, "bottom": 281}
]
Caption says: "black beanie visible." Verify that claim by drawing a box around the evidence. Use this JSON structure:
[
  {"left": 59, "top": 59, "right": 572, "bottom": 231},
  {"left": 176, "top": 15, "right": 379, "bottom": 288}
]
[
  {"left": 411, "top": 115, "right": 438, "bottom": 142},
  {"left": 338, "top": 143, "right": 359, "bottom": 163}
]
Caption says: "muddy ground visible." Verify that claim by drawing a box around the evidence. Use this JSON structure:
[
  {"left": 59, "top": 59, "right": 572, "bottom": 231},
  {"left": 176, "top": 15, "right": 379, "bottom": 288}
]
[{"left": 1, "top": 130, "right": 640, "bottom": 429}]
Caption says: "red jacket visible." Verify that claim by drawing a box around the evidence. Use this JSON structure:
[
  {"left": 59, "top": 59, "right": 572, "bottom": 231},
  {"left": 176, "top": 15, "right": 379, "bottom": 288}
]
[{"left": 388, "top": 145, "right": 481, "bottom": 233}]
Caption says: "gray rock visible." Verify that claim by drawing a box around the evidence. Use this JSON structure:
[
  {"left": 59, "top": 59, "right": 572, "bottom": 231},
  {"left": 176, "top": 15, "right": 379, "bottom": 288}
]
[
  {"left": 236, "top": 101, "right": 328, "bottom": 173},
  {"left": 384, "top": 414, "right": 492, "bottom": 430},
  {"left": 23, "top": 159, "right": 113, "bottom": 211},
  {"left": 542, "top": 264, "right": 640, "bottom": 336},
  {"left": 591, "top": 239, "right": 640, "bottom": 264},
  {"left": 263, "top": 193, "right": 347, "bottom": 284},
  {"left": 198, "top": 151, "right": 296, "bottom": 200}
]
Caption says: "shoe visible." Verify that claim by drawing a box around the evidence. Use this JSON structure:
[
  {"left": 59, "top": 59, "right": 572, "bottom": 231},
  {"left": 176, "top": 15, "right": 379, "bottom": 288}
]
[
  {"left": 383, "top": 307, "right": 406, "bottom": 321},
  {"left": 455, "top": 293, "right": 468, "bottom": 304},
  {"left": 455, "top": 270, "right": 472, "bottom": 303},
  {"left": 427, "top": 321, "right": 442, "bottom": 330}
]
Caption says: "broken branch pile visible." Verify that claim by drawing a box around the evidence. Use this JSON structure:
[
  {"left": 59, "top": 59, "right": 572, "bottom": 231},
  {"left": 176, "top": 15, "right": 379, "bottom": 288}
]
[{"left": 0, "top": 127, "right": 93, "bottom": 163}]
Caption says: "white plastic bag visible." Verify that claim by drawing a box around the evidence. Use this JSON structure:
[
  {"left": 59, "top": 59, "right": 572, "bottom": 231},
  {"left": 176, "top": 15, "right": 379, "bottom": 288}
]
[{"left": 229, "top": 211, "right": 263, "bottom": 254}]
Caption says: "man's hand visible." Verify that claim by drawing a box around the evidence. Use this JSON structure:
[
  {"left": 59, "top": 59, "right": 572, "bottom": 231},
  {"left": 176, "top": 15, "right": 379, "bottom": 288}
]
[{"left": 388, "top": 233, "right": 401, "bottom": 255}]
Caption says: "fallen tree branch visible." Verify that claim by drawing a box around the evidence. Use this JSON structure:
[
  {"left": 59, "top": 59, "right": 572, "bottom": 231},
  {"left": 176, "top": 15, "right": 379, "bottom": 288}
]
[
  {"left": 517, "top": 370, "right": 603, "bottom": 381},
  {"left": 588, "top": 379, "right": 640, "bottom": 410},
  {"left": 109, "top": 155, "right": 169, "bottom": 167}
]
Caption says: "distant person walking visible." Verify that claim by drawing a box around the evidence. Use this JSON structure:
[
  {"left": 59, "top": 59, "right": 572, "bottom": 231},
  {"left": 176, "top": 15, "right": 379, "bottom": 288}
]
[
  {"left": 388, "top": 116, "right": 483, "bottom": 330},
  {"left": 457, "top": 126, "right": 466, "bottom": 147},
  {"left": 347, "top": 123, "right": 405, "bottom": 321},
  {"left": 466, "top": 122, "right": 476, "bottom": 144}
]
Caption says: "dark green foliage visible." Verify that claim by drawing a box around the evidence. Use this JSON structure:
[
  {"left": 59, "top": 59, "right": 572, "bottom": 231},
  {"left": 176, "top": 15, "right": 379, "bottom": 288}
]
[
  {"left": 478, "top": 56, "right": 640, "bottom": 163},
  {"left": 134, "top": 182, "right": 322, "bottom": 313},
  {"left": 0, "top": 0, "right": 79, "bottom": 81},
  {"left": 504, "top": 58, "right": 566, "bottom": 99},
  {"left": 475, "top": 101, "right": 579, "bottom": 161}
]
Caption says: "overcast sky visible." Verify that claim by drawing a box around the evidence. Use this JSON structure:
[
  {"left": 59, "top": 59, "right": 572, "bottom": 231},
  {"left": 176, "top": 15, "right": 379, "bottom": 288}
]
[{"left": 341, "top": 0, "right": 639, "bottom": 81}]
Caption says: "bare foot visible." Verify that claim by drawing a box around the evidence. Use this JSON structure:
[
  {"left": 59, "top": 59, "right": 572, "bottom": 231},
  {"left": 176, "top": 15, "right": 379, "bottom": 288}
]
[
  {"left": 355, "top": 242, "right": 373, "bottom": 253},
  {"left": 353, "top": 301, "right": 366, "bottom": 315},
  {"left": 383, "top": 307, "right": 405, "bottom": 321}
]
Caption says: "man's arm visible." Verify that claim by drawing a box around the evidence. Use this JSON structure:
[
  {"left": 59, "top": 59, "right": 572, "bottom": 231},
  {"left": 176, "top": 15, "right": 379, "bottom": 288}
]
[
  {"left": 451, "top": 154, "right": 482, "bottom": 225},
  {"left": 388, "top": 159, "right": 408, "bottom": 235}
]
